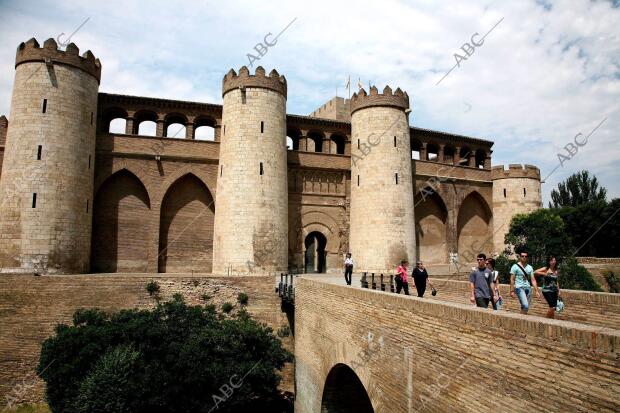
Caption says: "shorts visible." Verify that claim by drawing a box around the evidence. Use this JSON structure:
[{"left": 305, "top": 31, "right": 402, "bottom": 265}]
[{"left": 542, "top": 290, "right": 558, "bottom": 308}]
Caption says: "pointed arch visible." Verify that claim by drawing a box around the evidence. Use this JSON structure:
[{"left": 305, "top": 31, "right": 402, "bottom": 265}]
[
  {"left": 158, "top": 173, "right": 215, "bottom": 273},
  {"left": 415, "top": 191, "right": 448, "bottom": 263},
  {"left": 91, "top": 169, "right": 151, "bottom": 273},
  {"left": 457, "top": 191, "right": 492, "bottom": 260}
]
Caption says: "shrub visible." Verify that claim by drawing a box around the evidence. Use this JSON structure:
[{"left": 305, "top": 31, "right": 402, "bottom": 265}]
[
  {"left": 276, "top": 325, "right": 291, "bottom": 338},
  {"left": 221, "top": 302, "right": 234, "bottom": 313},
  {"left": 494, "top": 255, "right": 516, "bottom": 284},
  {"left": 145, "top": 280, "right": 160, "bottom": 298},
  {"left": 558, "top": 257, "right": 602, "bottom": 292},
  {"left": 603, "top": 270, "right": 619, "bottom": 293},
  {"left": 37, "top": 295, "right": 292, "bottom": 413},
  {"left": 237, "top": 292, "right": 249, "bottom": 305},
  {"left": 192, "top": 279, "right": 200, "bottom": 287},
  {"left": 201, "top": 293, "right": 212, "bottom": 302}
]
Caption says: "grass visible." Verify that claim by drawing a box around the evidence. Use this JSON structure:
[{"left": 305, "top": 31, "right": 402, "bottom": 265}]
[{"left": 2, "top": 403, "right": 51, "bottom": 413}]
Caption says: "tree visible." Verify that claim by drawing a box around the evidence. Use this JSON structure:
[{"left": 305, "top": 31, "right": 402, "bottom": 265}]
[
  {"left": 37, "top": 295, "right": 293, "bottom": 413},
  {"left": 505, "top": 209, "right": 574, "bottom": 268},
  {"left": 549, "top": 170, "right": 607, "bottom": 208}
]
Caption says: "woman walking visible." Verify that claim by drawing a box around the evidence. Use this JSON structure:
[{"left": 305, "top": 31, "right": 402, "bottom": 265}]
[
  {"left": 534, "top": 256, "right": 561, "bottom": 319},
  {"left": 395, "top": 259, "right": 410, "bottom": 295},
  {"left": 412, "top": 261, "right": 435, "bottom": 298},
  {"left": 486, "top": 258, "right": 501, "bottom": 310}
]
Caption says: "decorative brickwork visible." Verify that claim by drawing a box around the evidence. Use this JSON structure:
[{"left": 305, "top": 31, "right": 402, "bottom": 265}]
[
  {"left": 350, "top": 86, "right": 409, "bottom": 115},
  {"left": 222, "top": 66, "right": 287, "bottom": 98},
  {"left": 15, "top": 38, "right": 101, "bottom": 83}
]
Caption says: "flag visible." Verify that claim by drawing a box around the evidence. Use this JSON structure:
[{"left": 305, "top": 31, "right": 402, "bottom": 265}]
[
  {"left": 345, "top": 75, "right": 350, "bottom": 89},
  {"left": 357, "top": 78, "right": 363, "bottom": 90}
]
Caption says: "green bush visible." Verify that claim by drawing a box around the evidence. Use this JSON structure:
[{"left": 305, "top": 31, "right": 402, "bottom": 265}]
[
  {"left": 603, "top": 270, "right": 619, "bottom": 293},
  {"left": 145, "top": 280, "right": 160, "bottom": 298},
  {"left": 201, "top": 293, "right": 212, "bottom": 302},
  {"left": 237, "top": 292, "right": 249, "bottom": 305},
  {"left": 221, "top": 302, "right": 234, "bottom": 313},
  {"left": 37, "top": 296, "right": 292, "bottom": 413},
  {"left": 558, "top": 257, "right": 602, "bottom": 292},
  {"left": 276, "top": 325, "right": 291, "bottom": 338},
  {"left": 494, "top": 255, "right": 516, "bottom": 284}
]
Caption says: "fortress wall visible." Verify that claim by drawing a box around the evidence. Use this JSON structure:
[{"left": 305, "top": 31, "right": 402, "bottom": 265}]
[
  {"left": 427, "top": 278, "right": 620, "bottom": 329},
  {"left": 0, "top": 274, "right": 293, "bottom": 405},
  {"left": 295, "top": 277, "right": 619, "bottom": 413}
]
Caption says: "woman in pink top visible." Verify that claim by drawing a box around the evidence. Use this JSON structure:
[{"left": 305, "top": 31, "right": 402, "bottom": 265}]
[{"left": 395, "top": 259, "right": 410, "bottom": 295}]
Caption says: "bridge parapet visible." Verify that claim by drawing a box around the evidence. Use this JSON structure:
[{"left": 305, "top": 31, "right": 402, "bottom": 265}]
[{"left": 295, "top": 277, "right": 619, "bottom": 413}]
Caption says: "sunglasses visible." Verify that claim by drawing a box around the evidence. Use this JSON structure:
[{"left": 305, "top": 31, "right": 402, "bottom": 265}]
[{"left": 520, "top": 255, "right": 528, "bottom": 258}]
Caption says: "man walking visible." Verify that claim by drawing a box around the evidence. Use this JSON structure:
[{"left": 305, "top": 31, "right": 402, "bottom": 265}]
[
  {"left": 469, "top": 253, "right": 493, "bottom": 308},
  {"left": 510, "top": 250, "right": 540, "bottom": 314},
  {"left": 343, "top": 253, "right": 353, "bottom": 286}
]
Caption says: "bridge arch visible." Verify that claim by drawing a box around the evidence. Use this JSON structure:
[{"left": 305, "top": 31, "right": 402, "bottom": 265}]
[{"left": 321, "top": 363, "right": 374, "bottom": 413}]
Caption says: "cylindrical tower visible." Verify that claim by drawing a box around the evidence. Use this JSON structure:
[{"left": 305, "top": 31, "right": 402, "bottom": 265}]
[
  {"left": 491, "top": 164, "right": 542, "bottom": 254},
  {"left": 349, "top": 86, "right": 416, "bottom": 273},
  {"left": 212, "top": 66, "right": 288, "bottom": 274},
  {"left": 0, "top": 38, "right": 101, "bottom": 274}
]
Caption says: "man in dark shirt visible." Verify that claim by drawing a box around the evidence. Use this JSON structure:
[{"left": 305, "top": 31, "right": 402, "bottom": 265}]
[
  {"left": 469, "top": 253, "right": 492, "bottom": 308},
  {"left": 412, "top": 261, "right": 435, "bottom": 298}
]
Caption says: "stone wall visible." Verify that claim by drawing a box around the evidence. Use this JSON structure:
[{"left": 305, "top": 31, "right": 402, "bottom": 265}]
[
  {"left": 0, "top": 115, "right": 6, "bottom": 179},
  {"left": 0, "top": 274, "right": 293, "bottom": 405},
  {"left": 295, "top": 277, "right": 619, "bottom": 413}
]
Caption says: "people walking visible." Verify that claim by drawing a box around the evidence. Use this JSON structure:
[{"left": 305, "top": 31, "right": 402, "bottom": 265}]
[
  {"left": 486, "top": 258, "right": 501, "bottom": 310},
  {"left": 469, "top": 253, "right": 493, "bottom": 308},
  {"left": 510, "top": 251, "right": 540, "bottom": 314},
  {"left": 343, "top": 253, "right": 353, "bottom": 286},
  {"left": 534, "top": 256, "right": 561, "bottom": 319},
  {"left": 412, "top": 261, "right": 435, "bottom": 298},
  {"left": 395, "top": 260, "right": 410, "bottom": 295}
]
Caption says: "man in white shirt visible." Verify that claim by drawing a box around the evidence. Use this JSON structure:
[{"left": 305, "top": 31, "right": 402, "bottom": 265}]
[{"left": 343, "top": 253, "right": 353, "bottom": 286}]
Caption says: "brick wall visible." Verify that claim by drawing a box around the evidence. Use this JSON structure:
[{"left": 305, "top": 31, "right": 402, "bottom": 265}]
[
  {"left": 0, "top": 274, "right": 293, "bottom": 405},
  {"left": 295, "top": 278, "right": 619, "bottom": 413},
  {"left": 428, "top": 278, "right": 620, "bottom": 329}
]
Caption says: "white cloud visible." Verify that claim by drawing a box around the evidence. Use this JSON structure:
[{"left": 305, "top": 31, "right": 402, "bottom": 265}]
[{"left": 0, "top": 0, "right": 618, "bottom": 204}]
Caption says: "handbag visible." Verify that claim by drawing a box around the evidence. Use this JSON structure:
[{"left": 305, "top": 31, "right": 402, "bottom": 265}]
[{"left": 431, "top": 287, "right": 437, "bottom": 296}]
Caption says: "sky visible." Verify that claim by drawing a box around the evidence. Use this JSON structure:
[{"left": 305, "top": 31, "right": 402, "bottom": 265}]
[{"left": 0, "top": 0, "right": 618, "bottom": 205}]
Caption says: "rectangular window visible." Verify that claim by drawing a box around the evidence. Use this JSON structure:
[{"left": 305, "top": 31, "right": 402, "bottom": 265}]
[
  {"left": 503, "top": 188, "right": 506, "bottom": 198},
  {"left": 220, "top": 165, "right": 223, "bottom": 177},
  {"left": 357, "top": 139, "right": 360, "bottom": 149},
  {"left": 223, "top": 125, "right": 225, "bottom": 136},
  {"left": 37, "top": 145, "right": 42, "bottom": 160},
  {"left": 523, "top": 188, "right": 526, "bottom": 197},
  {"left": 259, "top": 162, "right": 264, "bottom": 175},
  {"left": 394, "top": 136, "right": 397, "bottom": 147},
  {"left": 241, "top": 88, "right": 247, "bottom": 104},
  {"left": 357, "top": 175, "right": 360, "bottom": 186},
  {"left": 32, "top": 193, "right": 37, "bottom": 208},
  {"left": 395, "top": 173, "right": 399, "bottom": 185},
  {"left": 41, "top": 99, "right": 47, "bottom": 113},
  {"left": 260, "top": 121, "right": 264, "bottom": 133}
]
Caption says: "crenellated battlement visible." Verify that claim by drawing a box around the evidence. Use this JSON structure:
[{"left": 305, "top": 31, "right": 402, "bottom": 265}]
[
  {"left": 350, "top": 85, "right": 409, "bottom": 114},
  {"left": 222, "top": 66, "right": 287, "bottom": 98},
  {"left": 15, "top": 37, "right": 102, "bottom": 83},
  {"left": 491, "top": 164, "right": 540, "bottom": 180}
]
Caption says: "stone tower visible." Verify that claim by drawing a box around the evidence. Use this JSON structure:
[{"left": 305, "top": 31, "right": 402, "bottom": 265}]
[
  {"left": 349, "top": 86, "right": 416, "bottom": 273},
  {"left": 491, "top": 164, "right": 542, "bottom": 254},
  {"left": 212, "top": 66, "right": 288, "bottom": 274},
  {"left": 0, "top": 38, "right": 101, "bottom": 274}
]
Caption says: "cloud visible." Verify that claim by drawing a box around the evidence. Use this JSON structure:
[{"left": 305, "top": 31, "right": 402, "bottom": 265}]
[{"left": 0, "top": 0, "right": 618, "bottom": 204}]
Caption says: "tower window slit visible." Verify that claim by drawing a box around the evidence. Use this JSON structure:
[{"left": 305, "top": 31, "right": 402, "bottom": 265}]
[
  {"left": 503, "top": 188, "right": 506, "bottom": 198},
  {"left": 395, "top": 173, "right": 399, "bottom": 185},
  {"left": 88, "top": 155, "right": 91, "bottom": 169},
  {"left": 357, "top": 139, "right": 360, "bottom": 149},
  {"left": 41, "top": 99, "right": 47, "bottom": 113},
  {"left": 36, "top": 145, "right": 42, "bottom": 160},
  {"left": 260, "top": 121, "right": 264, "bottom": 133},
  {"left": 357, "top": 175, "right": 360, "bottom": 186},
  {"left": 524, "top": 188, "right": 526, "bottom": 197},
  {"left": 32, "top": 193, "right": 37, "bottom": 208},
  {"left": 394, "top": 136, "right": 397, "bottom": 147},
  {"left": 220, "top": 165, "right": 223, "bottom": 177},
  {"left": 259, "top": 162, "right": 264, "bottom": 175},
  {"left": 86, "top": 199, "right": 89, "bottom": 213}
]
